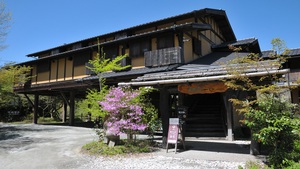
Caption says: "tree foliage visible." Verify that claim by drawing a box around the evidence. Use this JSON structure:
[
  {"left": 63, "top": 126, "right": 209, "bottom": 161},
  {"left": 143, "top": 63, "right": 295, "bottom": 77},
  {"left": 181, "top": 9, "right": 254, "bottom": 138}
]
[
  {"left": 0, "top": 63, "right": 31, "bottom": 121},
  {"left": 99, "top": 87, "right": 147, "bottom": 136},
  {"left": 99, "top": 86, "right": 158, "bottom": 140},
  {"left": 79, "top": 42, "right": 131, "bottom": 120},
  {"left": 86, "top": 43, "right": 130, "bottom": 90},
  {"left": 0, "top": 63, "right": 31, "bottom": 104},
  {"left": 224, "top": 39, "right": 300, "bottom": 168},
  {"left": 76, "top": 86, "right": 108, "bottom": 121}
]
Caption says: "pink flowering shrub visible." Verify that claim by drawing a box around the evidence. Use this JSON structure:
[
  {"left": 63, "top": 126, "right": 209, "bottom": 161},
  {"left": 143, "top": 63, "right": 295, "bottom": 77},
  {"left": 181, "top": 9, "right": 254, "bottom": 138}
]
[{"left": 99, "top": 87, "right": 147, "bottom": 136}]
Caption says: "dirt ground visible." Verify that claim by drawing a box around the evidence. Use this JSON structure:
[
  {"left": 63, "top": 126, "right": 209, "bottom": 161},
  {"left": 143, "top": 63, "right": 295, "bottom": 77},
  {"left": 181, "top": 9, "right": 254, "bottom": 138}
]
[
  {"left": 0, "top": 123, "right": 97, "bottom": 169},
  {"left": 0, "top": 123, "right": 264, "bottom": 169}
]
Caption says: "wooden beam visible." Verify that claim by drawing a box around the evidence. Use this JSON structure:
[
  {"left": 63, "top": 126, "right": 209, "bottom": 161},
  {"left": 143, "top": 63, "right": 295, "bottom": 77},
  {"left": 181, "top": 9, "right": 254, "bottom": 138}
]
[
  {"left": 60, "top": 91, "right": 70, "bottom": 106},
  {"left": 197, "top": 16, "right": 226, "bottom": 42},
  {"left": 177, "top": 32, "right": 185, "bottom": 64},
  {"left": 198, "top": 32, "right": 215, "bottom": 45},
  {"left": 23, "top": 94, "right": 34, "bottom": 107},
  {"left": 33, "top": 94, "right": 39, "bottom": 124},
  {"left": 160, "top": 87, "right": 170, "bottom": 148},
  {"left": 222, "top": 91, "right": 233, "bottom": 141},
  {"left": 62, "top": 102, "right": 67, "bottom": 123},
  {"left": 69, "top": 91, "right": 75, "bottom": 126}
]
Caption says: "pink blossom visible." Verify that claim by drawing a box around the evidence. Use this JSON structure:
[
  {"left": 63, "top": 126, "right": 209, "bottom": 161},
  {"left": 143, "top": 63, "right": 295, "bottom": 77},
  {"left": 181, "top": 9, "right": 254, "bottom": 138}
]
[{"left": 99, "top": 87, "right": 147, "bottom": 136}]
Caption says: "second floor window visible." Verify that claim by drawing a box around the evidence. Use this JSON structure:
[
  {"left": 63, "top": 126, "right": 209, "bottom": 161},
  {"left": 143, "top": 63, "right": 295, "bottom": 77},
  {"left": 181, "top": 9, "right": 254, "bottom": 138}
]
[
  {"left": 37, "top": 60, "right": 50, "bottom": 72},
  {"left": 157, "top": 33, "right": 174, "bottom": 49},
  {"left": 103, "top": 46, "right": 118, "bottom": 59},
  {"left": 130, "top": 39, "right": 151, "bottom": 57}
]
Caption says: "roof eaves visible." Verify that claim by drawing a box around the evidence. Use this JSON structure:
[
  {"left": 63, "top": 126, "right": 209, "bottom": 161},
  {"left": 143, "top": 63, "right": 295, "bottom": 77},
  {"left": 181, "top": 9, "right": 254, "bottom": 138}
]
[
  {"left": 25, "top": 23, "right": 211, "bottom": 62},
  {"left": 27, "top": 8, "right": 230, "bottom": 57}
]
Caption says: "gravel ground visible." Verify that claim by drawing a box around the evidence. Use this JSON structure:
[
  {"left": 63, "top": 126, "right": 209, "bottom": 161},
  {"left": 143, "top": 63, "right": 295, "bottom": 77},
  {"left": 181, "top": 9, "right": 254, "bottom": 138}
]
[
  {"left": 0, "top": 123, "right": 263, "bottom": 169},
  {"left": 78, "top": 154, "right": 245, "bottom": 169}
]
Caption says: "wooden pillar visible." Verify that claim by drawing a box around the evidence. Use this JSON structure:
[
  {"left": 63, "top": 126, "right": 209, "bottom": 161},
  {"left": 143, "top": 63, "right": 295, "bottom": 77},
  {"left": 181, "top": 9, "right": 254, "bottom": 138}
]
[
  {"left": 160, "top": 87, "right": 170, "bottom": 147},
  {"left": 69, "top": 91, "right": 75, "bottom": 126},
  {"left": 177, "top": 32, "right": 185, "bottom": 64},
  {"left": 33, "top": 94, "right": 39, "bottom": 124},
  {"left": 62, "top": 102, "right": 67, "bottom": 123},
  {"left": 223, "top": 91, "right": 233, "bottom": 141}
]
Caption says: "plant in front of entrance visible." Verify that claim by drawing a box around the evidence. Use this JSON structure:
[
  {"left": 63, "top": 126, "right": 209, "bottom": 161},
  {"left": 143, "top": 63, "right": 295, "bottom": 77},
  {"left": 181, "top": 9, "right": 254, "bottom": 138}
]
[
  {"left": 244, "top": 93, "right": 300, "bottom": 168},
  {"left": 99, "top": 87, "right": 147, "bottom": 141},
  {"left": 224, "top": 38, "right": 300, "bottom": 168}
]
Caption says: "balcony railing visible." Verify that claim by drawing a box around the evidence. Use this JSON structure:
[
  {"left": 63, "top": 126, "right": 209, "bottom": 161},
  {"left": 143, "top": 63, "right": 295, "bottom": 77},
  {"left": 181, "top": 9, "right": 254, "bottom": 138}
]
[
  {"left": 144, "top": 47, "right": 182, "bottom": 67},
  {"left": 287, "top": 69, "right": 300, "bottom": 83}
]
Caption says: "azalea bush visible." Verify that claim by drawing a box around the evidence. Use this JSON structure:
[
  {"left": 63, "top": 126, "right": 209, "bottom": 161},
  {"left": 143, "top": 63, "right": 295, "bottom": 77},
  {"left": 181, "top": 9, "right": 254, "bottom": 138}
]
[{"left": 99, "top": 87, "right": 147, "bottom": 138}]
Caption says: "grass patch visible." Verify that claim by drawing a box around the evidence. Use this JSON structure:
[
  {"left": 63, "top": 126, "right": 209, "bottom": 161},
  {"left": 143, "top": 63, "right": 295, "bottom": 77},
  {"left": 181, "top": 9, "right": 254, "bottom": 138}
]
[{"left": 82, "top": 139, "right": 158, "bottom": 156}]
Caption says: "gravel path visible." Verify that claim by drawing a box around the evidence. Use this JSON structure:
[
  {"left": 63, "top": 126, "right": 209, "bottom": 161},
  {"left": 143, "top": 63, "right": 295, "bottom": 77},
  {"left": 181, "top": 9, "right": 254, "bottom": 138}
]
[
  {"left": 0, "top": 123, "right": 262, "bottom": 169},
  {"left": 78, "top": 155, "right": 245, "bottom": 169}
]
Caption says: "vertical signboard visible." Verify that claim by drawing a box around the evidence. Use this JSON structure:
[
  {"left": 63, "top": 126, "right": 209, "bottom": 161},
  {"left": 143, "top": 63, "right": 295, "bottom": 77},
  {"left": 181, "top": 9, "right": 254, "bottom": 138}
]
[
  {"left": 167, "top": 118, "right": 185, "bottom": 153},
  {"left": 167, "top": 123, "right": 179, "bottom": 144}
]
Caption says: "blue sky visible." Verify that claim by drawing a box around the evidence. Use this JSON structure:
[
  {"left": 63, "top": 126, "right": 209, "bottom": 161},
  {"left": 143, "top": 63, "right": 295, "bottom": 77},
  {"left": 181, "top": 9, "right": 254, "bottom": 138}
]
[{"left": 0, "top": 0, "right": 300, "bottom": 65}]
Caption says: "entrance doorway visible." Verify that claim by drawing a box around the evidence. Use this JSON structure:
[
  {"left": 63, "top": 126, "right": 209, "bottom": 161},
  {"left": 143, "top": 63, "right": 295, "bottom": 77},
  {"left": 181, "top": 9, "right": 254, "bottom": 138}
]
[{"left": 184, "top": 93, "right": 226, "bottom": 137}]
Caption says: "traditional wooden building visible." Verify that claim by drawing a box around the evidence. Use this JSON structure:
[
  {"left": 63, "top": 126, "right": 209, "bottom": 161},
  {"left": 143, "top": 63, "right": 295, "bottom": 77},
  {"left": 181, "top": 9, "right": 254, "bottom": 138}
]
[{"left": 14, "top": 8, "right": 294, "bottom": 142}]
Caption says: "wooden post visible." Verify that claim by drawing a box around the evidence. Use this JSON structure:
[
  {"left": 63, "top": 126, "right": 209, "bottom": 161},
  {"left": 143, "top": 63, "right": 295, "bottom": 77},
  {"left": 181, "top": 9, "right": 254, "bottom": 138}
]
[
  {"left": 177, "top": 32, "right": 185, "bottom": 64},
  {"left": 62, "top": 102, "right": 67, "bottom": 123},
  {"left": 69, "top": 91, "right": 75, "bottom": 126},
  {"left": 223, "top": 91, "right": 233, "bottom": 141},
  {"left": 160, "top": 87, "right": 170, "bottom": 148},
  {"left": 33, "top": 94, "right": 39, "bottom": 124}
]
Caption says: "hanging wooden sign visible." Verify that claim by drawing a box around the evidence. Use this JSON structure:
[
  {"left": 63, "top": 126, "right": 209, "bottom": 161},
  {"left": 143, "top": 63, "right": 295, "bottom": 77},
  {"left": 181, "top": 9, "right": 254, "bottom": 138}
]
[{"left": 178, "top": 81, "right": 227, "bottom": 95}]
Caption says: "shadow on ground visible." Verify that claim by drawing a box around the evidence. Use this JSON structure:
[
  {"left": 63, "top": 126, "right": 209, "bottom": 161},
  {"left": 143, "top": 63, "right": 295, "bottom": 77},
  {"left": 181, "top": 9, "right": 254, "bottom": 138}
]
[{"left": 179, "top": 140, "right": 250, "bottom": 154}]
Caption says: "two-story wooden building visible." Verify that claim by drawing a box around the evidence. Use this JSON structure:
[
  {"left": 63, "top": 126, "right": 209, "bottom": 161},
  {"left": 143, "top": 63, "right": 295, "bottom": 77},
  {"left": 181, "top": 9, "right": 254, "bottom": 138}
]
[{"left": 14, "top": 8, "right": 293, "bottom": 142}]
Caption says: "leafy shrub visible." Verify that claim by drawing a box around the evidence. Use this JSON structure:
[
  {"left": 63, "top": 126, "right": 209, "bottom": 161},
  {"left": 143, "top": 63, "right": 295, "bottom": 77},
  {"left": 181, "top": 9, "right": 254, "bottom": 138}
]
[{"left": 82, "top": 139, "right": 157, "bottom": 156}]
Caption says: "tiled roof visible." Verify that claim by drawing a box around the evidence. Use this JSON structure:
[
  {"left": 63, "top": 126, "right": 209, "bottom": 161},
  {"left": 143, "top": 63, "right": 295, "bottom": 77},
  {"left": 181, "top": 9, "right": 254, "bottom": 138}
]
[
  {"left": 78, "top": 64, "right": 179, "bottom": 81},
  {"left": 261, "top": 48, "right": 300, "bottom": 58},
  {"left": 131, "top": 60, "right": 280, "bottom": 82},
  {"left": 212, "top": 38, "right": 257, "bottom": 49},
  {"left": 261, "top": 50, "right": 275, "bottom": 58},
  {"left": 27, "top": 8, "right": 235, "bottom": 57},
  {"left": 183, "top": 52, "right": 251, "bottom": 67},
  {"left": 287, "top": 48, "right": 300, "bottom": 56}
]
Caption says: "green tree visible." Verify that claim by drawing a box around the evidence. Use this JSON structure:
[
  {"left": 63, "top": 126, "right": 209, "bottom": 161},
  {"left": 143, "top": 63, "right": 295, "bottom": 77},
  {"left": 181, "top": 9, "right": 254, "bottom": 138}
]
[
  {"left": 224, "top": 39, "right": 300, "bottom": 168},
  {"left": 0, "top": 63, "right": 31, "bottom": 121},
  {"left": 86, "top": 39, "right": 130, "bottom": 91},
  {"left": 76, "top": 88, "right": 108, "bottom": 122},
  {"left": 78, "top": 40, "right": 131, "bottom": 122}
]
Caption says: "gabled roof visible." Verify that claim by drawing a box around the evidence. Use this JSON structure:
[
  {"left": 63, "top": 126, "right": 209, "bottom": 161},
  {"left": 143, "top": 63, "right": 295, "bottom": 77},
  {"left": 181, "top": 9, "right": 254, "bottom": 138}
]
[
  {"left": 287, "top": 48, "right": 300, "bottom": 56},
  {"left": 183, "top": 52, "right": 251, "bottom": 67},
  {"left": 27, "top": 8, "right": 236, "bottom": 57},
  {"left": 77, "top": 64, "right": 180, "bottom": 82},
  {"left": 261, "top": 48, "right": 300, "bottom": 58},
  {"left": 212, "top": 38, "right": 261, "bottom": 53},
  {"left": 261, "top": 50, "right": 275, "bottom": 58},
  {"left": 119, "top": 60, "right": 288, "bottom": 86}
]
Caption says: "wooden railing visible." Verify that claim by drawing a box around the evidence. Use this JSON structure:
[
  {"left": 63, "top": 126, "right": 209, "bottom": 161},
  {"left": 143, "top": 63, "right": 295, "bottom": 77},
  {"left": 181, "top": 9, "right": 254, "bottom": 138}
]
[{"left": 144, "top": 47, "right": 182, "bottom": 67}]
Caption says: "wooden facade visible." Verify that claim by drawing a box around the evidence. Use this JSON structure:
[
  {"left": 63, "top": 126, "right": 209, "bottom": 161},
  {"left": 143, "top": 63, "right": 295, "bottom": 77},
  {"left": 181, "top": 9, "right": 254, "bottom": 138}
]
[{"left": 15, "top": 8, "right": 298, "bottom": 143}]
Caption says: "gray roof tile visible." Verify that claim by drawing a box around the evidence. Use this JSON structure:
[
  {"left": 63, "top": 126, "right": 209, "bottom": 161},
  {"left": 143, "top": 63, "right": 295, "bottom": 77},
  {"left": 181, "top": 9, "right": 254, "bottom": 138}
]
[
  {"left": 132, "top": 60, "right": 280, "bottom": 82},
  {"left": 78, "top": 64, "right": 179, "bottom": 81},
  {"left": 212, "top": 38, "right": 257, "bottom": 49},
  {"left": 185, "top": 52, "right": 251, "bottom": 66},
  {"left": 287, "top": 48, "right": 300, "bottom": 56}
]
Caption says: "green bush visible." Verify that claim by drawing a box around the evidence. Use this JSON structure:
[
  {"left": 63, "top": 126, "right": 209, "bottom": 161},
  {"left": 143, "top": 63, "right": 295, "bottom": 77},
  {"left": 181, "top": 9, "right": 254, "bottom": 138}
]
[
  {"left": 285, "top": 162, "right": 300, "bottom": 169},
  {"left": 243, "top": 161, "right": 269, "bottom": 169},
  {"left": 244, "top": 94, "right": 300, "bottom": 168},
  {"left": 82, "top": 139, "right": 157, "bottom": 156}
]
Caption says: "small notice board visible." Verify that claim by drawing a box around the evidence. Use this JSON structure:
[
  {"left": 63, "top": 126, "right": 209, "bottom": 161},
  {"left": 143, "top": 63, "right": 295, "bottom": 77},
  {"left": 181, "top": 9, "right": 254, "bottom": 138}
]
[{"left": 166, "top": 118, "right": 185, "bottom": 153}]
